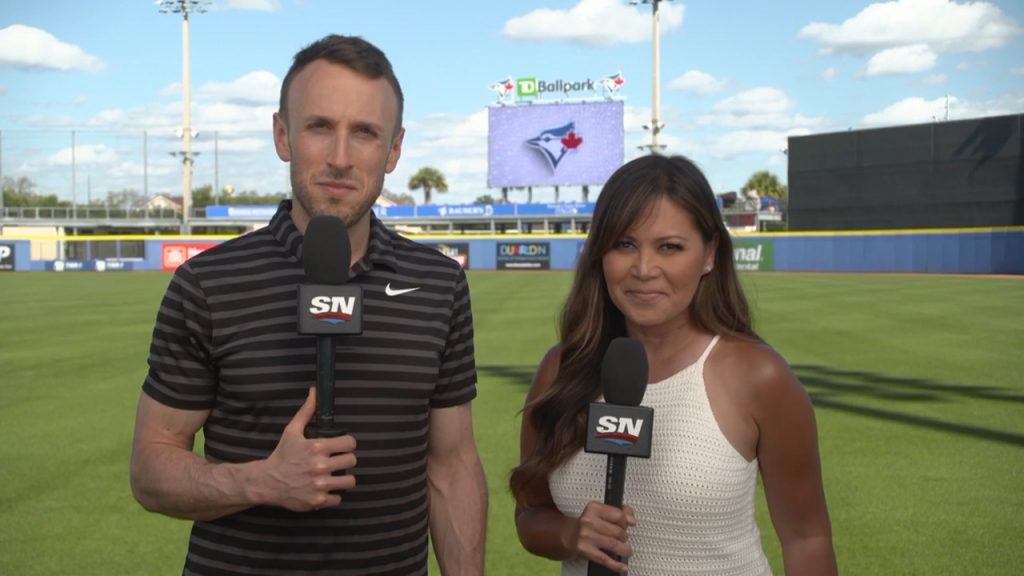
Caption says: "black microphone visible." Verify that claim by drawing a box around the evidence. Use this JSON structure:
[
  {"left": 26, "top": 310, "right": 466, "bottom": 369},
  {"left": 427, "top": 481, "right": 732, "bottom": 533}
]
[
  {"left": 584, "top": 337, "right": 653, "bottom": 576},
  {"left": 297, "top": 216, "right": 363, "bottom": 469}
]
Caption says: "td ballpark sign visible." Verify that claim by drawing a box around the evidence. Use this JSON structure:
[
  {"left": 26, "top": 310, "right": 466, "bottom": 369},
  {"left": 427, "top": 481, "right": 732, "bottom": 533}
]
[
  {"left": 515, "top": 72, "right": 624, "bottom": 98},
  {"left": 517, "top": 77, "right": 595, "bottom": 97}
]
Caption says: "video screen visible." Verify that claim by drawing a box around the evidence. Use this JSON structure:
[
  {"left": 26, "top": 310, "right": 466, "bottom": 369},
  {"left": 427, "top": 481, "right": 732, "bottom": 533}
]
[{"left": 488, "top": 100, "right": 624, "bottom": 188}]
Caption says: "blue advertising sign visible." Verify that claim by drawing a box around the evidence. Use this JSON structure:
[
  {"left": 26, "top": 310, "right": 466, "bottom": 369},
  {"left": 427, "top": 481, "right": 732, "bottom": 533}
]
[
  {"left": 372, "top": 203, "right": 594, "bottom": 218},
  {"left": 497, "top": 241, "right": 550, "bottom": 270},
  {"left": 515, "top": 202, "right": 594, "bottom": 216},
  {"left": 206, "top": 205, "right": 278, "bottom": 220}
]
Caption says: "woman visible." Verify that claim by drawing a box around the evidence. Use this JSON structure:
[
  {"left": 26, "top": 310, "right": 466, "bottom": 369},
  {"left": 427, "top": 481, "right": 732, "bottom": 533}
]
[{"left": 510, "top": 155, "right": 837, "bottom": 575}]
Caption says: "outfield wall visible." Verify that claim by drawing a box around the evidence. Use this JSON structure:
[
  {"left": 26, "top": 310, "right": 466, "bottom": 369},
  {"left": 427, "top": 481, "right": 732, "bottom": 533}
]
[{"left": 1, "top": 228, "right": 1022, "bottom": 274}]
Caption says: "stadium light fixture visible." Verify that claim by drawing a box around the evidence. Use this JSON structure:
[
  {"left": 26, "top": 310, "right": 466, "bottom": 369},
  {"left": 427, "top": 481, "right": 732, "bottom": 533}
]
[{"left": 157, "top": 0, "right": 209, "bottom": 232}]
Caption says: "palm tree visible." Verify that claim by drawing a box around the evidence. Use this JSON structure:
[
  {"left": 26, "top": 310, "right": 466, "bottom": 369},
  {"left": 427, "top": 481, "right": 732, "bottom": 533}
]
[
  {"left": 408, "top": 166, "right": 448, "bottom": 205},
  {"left": 742, "top": 170, "right": 788, "bottom": 203},
  {"left": 581, "top": 185, "right": 590, "bottom": 203}
]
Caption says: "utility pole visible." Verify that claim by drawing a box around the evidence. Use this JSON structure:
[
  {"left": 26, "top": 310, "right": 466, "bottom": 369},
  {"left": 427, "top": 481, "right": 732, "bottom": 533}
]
[
  {"left": 159, "top": 0, "right": 208, "bottom": 233},
  {"left": 633, "top": 0, "right": 668, "bottom": 154}
]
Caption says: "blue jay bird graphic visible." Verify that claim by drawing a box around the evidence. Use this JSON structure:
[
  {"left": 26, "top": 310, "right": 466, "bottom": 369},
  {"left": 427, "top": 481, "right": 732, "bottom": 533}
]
[{"left": 526, "top": 122, "right": 582, "bottom": 173}]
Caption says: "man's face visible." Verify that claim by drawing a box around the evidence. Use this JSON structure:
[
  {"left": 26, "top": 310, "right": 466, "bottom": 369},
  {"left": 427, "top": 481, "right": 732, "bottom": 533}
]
[{"left": 273, "top": 59, "right": 404, "bottom": 233}]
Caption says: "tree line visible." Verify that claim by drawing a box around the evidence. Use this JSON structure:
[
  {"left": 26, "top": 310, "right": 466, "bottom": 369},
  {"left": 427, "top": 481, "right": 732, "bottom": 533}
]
[{"left": 3, "top": 167, "right": 788, "bottom": 210}]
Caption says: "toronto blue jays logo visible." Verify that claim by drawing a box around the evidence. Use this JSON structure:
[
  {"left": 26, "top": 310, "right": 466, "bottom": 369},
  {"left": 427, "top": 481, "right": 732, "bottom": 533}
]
[
  {"left": 526, "top": 122, "right": 583, "bottom": 173},
  {"left": 489, "top": 76, "right": 515, "bottom": 104},
  {"left": 601, "top": 71, "right": 625, "bottom": 98}
]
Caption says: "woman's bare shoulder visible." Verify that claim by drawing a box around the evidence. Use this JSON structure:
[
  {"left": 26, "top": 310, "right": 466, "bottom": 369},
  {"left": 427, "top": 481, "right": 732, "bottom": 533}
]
[{"left": 709, "top": 336, "right": 803, "bottom": 398}]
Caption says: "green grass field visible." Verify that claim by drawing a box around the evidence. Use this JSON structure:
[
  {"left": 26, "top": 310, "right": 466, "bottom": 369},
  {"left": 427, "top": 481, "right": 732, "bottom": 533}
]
[{"left": 1, "top": 271, "right": 1022, "bottom": 575}]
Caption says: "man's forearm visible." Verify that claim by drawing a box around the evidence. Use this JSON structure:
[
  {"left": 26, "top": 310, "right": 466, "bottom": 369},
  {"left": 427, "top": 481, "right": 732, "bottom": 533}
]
[
  {"left": 131, "top": 444, "right": 263, "bottom": 521},
  {"left": 428, "top": 458, "right": 488, "bottom": 574}
]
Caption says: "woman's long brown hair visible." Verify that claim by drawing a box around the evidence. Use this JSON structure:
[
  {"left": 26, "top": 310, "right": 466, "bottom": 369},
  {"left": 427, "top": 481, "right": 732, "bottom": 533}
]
[{"left": 509, "top": 154, "right": 760, "bottom": 503}]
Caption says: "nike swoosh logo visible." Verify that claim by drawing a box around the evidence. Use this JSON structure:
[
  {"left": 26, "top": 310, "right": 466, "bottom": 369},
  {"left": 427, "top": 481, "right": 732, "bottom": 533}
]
[{"left": 385, "top": 283, "right": 421, "bottom": 297}]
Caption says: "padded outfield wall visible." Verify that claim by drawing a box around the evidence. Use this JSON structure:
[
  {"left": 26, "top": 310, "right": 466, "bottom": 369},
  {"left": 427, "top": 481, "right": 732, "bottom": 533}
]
[
  {"left": 1, "top": 229, "right": 1022, "bottom": 274},
  {"left": 788, "top": 114, "right": 1024, "bottom": 231}
]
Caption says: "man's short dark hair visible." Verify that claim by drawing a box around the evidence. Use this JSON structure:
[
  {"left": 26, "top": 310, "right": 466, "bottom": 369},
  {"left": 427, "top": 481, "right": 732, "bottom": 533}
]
[{"left": 278, "top": 34, "right": 404, "bottom": 130}]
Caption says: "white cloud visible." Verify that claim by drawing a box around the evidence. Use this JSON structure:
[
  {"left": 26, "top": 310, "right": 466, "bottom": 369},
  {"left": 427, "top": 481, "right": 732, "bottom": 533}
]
[
  {"left": 161, "top": 82, "right": 181, "bottom": 97},
  {"left": 862, "top": 44, "right": 937, "bottom": 76},
  {"left": 715, "top": 88, "right": 793, "bottom": 115},
  {"left": 955, "top": 59, "right": 995, "bottom": 71},
  {"left": 699, "top": 87, "right": 829, "bottom": 130},
  {"left": 197, "top": 71, "right": 280, "bottom": 105},
  {"left": 503, "top": 0, "right": 685, "bottom": 46},
  {"left": 210, "top": 0, "right": 280, "bottom": 11},
  {"left": 0, "top": 85, "right": 7, "bottom": 95},
  {"left": 0, "top": 25, "right": 106, "bottom": 72},
  {"left": 1011, "top": 67, "right": 1024, "bottom": 76},
  {"left": 391, "top": 110, "right": 490, "bottom": 203},
  {"left": 47, "top": 144, "right": 119, "bottom": 167},
  {"left": 623, "top": 104, "right": 653, "bottom": 133},
  {"left": 919, "top": 74, "right": 948, "bottom": 86},
  {"left": 862, "top": 96, "right": 957, "bottom": 125},
  {"left": 668, "top": 70, "right": 727, "bottom": 96},
  {"left": 195, "top": 102, "right": 277, "bottom": 133},
  {"left": 193, "top": 136, "right": 268, "bottom": 154},
  {"left": 821, "top": 67, "right": 839, "bottom": 81},
  {"left": 705, "top": 129, "right": 812, "bottom": 160},
  {"left": 799, "top": 0, "right": 1022, "bottom": 55}
]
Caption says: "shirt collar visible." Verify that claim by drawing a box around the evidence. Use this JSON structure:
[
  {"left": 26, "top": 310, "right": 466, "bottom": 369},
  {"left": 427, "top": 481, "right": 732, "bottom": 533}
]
[{"left": 270, "top": 199, "right": 399, "bottom": 273}]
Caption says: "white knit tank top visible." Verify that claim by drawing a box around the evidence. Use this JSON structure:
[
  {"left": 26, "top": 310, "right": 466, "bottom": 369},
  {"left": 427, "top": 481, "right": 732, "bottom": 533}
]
[{"left": 549, "top": 335, "right": 772, "bottom": 575}]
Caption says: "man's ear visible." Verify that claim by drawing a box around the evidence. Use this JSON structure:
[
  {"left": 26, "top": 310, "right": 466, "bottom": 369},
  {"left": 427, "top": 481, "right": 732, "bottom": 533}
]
[
  {"left": 273, "top": 112, "right": 291, "bottom": 162},
  {"left": 385, "top": 127, "right": 405, "bottom": 174}
]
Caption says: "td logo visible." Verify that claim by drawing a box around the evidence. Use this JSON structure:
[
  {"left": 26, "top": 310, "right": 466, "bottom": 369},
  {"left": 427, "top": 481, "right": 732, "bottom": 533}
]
[{"left": 516, "top": 77, "right": 538, "bottom": 97}]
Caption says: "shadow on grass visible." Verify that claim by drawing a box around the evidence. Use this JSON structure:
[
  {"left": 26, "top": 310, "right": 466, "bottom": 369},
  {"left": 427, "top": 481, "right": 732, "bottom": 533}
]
[
  {"left": 795, "top": 364, "right": 1024, "bottom": 448},
  {"left": 478, "top": 365, "right": 536, "bottom": 384},
  {"left": 478, "top": 364, "right": 1024, "bottom": 448}
]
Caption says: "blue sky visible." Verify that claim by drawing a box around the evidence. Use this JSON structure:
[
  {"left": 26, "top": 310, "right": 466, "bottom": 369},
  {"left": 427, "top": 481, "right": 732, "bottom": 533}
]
[{"left": 1, "top": 0, "right": 1021, "bottom": 205}]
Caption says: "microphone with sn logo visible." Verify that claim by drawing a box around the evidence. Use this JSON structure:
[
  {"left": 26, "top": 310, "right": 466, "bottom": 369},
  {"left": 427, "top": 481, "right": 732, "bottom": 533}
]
[
  {"left": 584, "top": 337, "right": 653, "bottom": 576},
  {"left": 297, "top": 215, "right": 363, "bottom": 483}
]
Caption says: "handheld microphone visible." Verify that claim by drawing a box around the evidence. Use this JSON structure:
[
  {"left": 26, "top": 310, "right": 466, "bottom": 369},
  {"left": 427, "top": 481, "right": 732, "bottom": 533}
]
[
  {"left": 584, "top": 337, "right": 652, "bottom": 576},
  {"left": 297, "top": 216, "right": 363, "bottom": 458}
]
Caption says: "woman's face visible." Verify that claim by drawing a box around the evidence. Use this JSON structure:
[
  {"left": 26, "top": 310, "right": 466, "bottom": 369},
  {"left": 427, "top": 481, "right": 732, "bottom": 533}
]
[{"left": 602, "top": 195, "right": 716, "bottom": 335}]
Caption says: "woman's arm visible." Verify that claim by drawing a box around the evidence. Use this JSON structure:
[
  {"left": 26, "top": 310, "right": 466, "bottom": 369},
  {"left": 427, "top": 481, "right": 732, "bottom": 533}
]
[
  {"left": 513, "top": 346, "right": 635, "bottom": 573},
  {"left": 751, "top": 346, "right": 838, "bottom": 575}
]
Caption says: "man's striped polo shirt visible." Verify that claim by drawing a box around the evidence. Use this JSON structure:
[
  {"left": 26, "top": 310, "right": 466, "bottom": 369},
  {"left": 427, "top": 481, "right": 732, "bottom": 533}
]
[{"left": 143, "top": 200, "right": 477, "bottom": 575}]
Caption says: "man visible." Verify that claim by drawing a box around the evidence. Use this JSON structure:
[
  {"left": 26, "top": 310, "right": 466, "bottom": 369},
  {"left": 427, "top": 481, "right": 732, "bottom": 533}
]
[{"left": 130, "top": 34, "right": 487, "bottom": 575}]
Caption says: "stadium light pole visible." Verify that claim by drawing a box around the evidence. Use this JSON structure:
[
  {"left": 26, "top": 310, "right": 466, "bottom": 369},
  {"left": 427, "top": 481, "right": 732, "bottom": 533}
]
[
  {"left": 158, "top": 0, "right": 208, "bottom": 233},
  {"left": 632, "top": 0, "right": 668, "bottom": 154}
]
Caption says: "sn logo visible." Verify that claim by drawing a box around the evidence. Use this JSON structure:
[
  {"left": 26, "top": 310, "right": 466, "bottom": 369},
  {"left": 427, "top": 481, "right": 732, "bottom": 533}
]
[
  {"left": 309, "top": 296, "right": 356, "bottom": 325},
  {"left": 595, "top": 416, "right": 645, "bottom": 446},
  {"left": 309, "top": 296, "right": 355, "bottom": 316}
]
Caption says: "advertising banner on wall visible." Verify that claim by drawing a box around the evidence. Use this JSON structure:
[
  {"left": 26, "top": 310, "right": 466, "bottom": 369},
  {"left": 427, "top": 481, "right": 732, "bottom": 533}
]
[
  {"left": 488, "top": 100, "right": 624, "bottom": 188},
  {"left": 497, "top": 242, "right": 550, "bottom": 270},
  {"left": 48, "top": 260, "right": 138, "bottom": 272},
  {"left": 0, "top": 244, "right": 14, "bottom": 271},
  {"left": 732, "top": 239, "right": 775, "bottom": 272},
  {"left": 428, "top": 242, "right": 470, "bottom": 269},
  {"left": 161, "top": 242, "right": 220, "bottom": 271}
]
